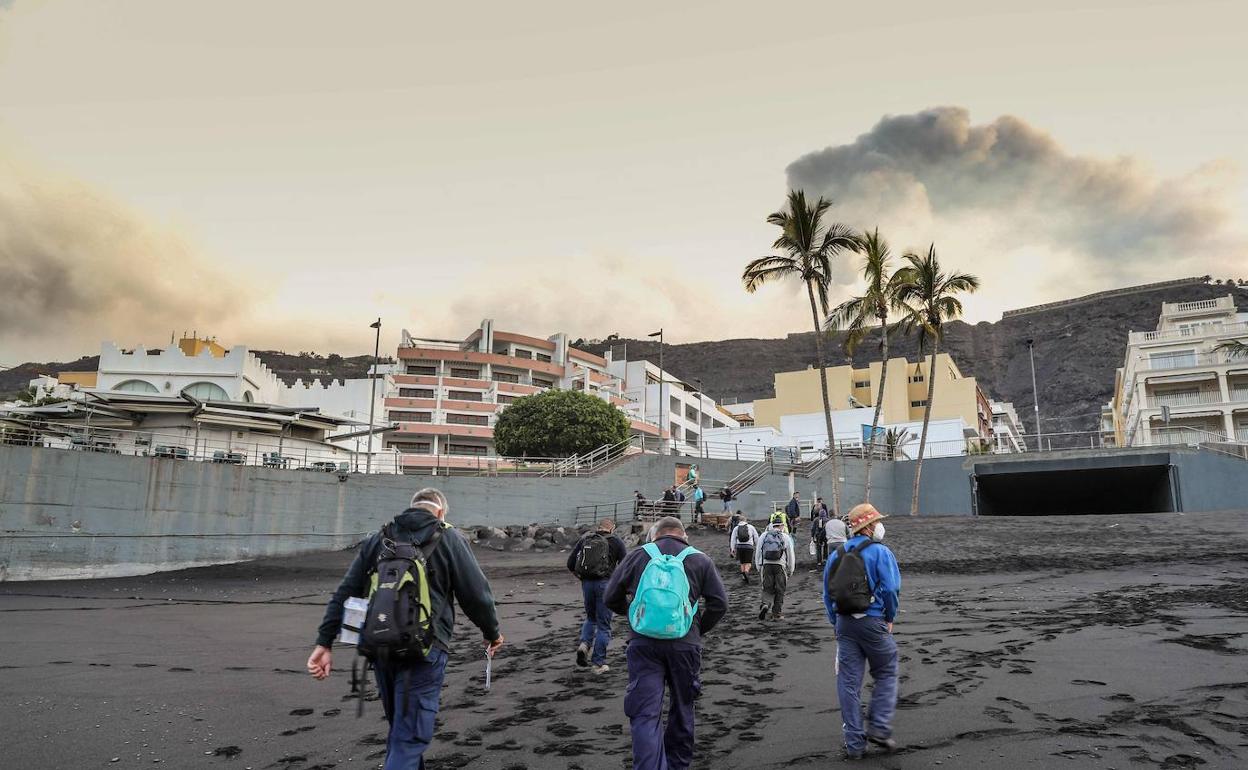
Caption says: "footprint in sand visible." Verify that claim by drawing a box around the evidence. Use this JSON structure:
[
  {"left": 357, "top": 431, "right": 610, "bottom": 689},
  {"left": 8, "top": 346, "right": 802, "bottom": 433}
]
[
  {"left": 289, "top": 707, "right": 314, "bottom": 716},
  {"left": 279, "top": 725, "right": 316, "bottom": 736},
  {"left": 1070, "top": 679, "right": 1107, "bottom": 686},
  {"left": 168, "top": 667, "right": 194, "bottom": 672}
]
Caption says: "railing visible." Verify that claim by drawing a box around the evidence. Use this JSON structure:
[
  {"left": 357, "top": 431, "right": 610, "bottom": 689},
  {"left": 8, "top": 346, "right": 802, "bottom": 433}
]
[
  {"left": 1168, "top": 298, "right": 1221, "bottom": 313},
  {"left": 1138, "top": 352, "right": 1230, "bottom": 371},
  {"left": 0, "top": 420, "right": 404, "bottom": 474},
  {"left": 1148, "top": 390, "right": 1224, "bottom": 408},
  {"left": 1131, "top": 320, "right": 1248, "bottom": 344}
]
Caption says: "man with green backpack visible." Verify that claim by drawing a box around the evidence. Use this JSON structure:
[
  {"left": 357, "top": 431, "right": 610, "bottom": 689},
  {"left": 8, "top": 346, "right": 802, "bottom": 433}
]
[
  {"left": 604, "top": 516, "right": 728, "bottom": 770},
  {"left": 307, "top": 488, "right": 504, "bottom": 770}
]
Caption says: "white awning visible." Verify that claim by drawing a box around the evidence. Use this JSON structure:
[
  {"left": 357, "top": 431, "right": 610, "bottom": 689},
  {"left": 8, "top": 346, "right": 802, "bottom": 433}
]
[
  {"left": 1149, "top": 410, "right": 1223, "bottom": 421},
  {"left": 1144, "top": 372, "right": 1219, "bottom": 385}
]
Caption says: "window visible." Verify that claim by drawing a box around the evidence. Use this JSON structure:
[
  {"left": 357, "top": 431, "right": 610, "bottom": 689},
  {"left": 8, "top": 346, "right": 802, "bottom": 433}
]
[
  {"left": 492, "top": 371, "right": 520, "bottom": 383},
  {"left": 685, "top": 429, "right": 699, "bottom": 444},
  {"left": 670, "top": 422, "right": 680, "bottom": 438},
  {"left": 450, "top": 367, "right": 480, "bottom": 379},
  {"left": 496, "top": 394, "right": 519, "bottom": 405},
  {"left": 446, "top": 443, "right": 488, "bottom": 456},
  {"left": 389, "top": 410, "right": 432, "bottom": 423},
  {"left": 533, "top": 377, "right": 554, "bottom": 389},
  {"left": 670, "top": 396, "right": 681, "bottom": 414},
  {"left": 447, "top": 390, "right": 484, "bottom": 402},
  {"left": 854, "top": 379, "right": 870, "bottom": 388},
  {"left": 536, "top": 353, "right": 552, "bottom": 363},
  {"left": 910, "top": 400, "right": 927, "bottom": 408},
  {"left": 407, "top": 364, "right": 437, "bottom": 376},
  {"left": 685, "top": 406, "right": 698, "bottom": 421},
  {"left": 183, "top": 382, "right": 229, "bottom": 401},
  {"left": 390, "top": 441, "right": 432, "bottom": 454},
  {"left": 114, "top": 379, "right": 158, "bottom": 394},
  {"left": 1149, "top": 350, "right": 1197, "bottom": 370},
  {"left": 447, "top": 413, "right": 489, "bottom": 426},
  {"left": 513, "top": 349, "right": 532, "bottom": 360},
  {"left": 399, "top": 388, "right": 435, "bottom": 399},
  {"left": 908, "top": 374, "right": 925, "bottom": 383}
]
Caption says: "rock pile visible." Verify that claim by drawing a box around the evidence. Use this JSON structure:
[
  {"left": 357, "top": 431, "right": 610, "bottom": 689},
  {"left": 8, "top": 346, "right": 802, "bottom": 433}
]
[{"left": 462, "top": 521, "right": 714, "bottom": 552}]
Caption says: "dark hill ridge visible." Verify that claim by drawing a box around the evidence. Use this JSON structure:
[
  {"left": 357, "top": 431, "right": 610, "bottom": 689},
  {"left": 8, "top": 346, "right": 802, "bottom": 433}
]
[
  {"left": 6, "top": 279, "right": 1246, "bottom": 435},
  {"left": 580, "top": 279, "right": 1248, "bottom": 435}
]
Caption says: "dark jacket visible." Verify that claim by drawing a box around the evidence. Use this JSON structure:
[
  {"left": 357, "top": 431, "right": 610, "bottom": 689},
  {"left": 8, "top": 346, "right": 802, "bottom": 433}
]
[
  {"left": 316, "top": 508, "right": 500, "bottom": 650},
  {"left": 565, "top": 531, "right": 627, "bottom": 578},
  {"left": 785, "top": 498, "right": 801, "bottom": 519},
  {"left": 603, "top": 534, "right": 727, "bottom": 648}
]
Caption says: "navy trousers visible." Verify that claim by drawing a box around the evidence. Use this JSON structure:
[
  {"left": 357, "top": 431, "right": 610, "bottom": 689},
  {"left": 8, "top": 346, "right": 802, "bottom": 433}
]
[
  {"left": 579, "top": 578, "right": 612, "bottom": 666},
  {"left": 624, "top": 640, "right": 702, "bottom": 770},
  {"left": 835, "top": 615, "right": 898, "bottom": 754},
  {"left": 373, "top": 648, "right": 449, "bottom": 770}
]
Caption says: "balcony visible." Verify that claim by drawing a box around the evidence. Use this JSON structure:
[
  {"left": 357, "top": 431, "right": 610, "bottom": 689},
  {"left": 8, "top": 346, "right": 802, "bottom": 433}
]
[
  {"left": 1130, "top": 319, "right": 1248, "bottom": 344},
  {"left": 1138, "top": 352, "right": 1230, "bottom": 372},
  {"left": 1160, "top": 295, "right": 1236, "bottom": 317},
  {"left": 1147, "top": 390, "right": 1223, "bottom": 408}
]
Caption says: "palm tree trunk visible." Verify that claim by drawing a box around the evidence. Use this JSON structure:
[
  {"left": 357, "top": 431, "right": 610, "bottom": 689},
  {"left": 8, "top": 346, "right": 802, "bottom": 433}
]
[
  {"left": 910, "top": 336, "right": 939, "bottom": 515},
  {"left": 863, "top": 313, "right": 889, "bottom": 501},
  {"left": 806, "top": 280, "right": 841, "bottom": 516}
]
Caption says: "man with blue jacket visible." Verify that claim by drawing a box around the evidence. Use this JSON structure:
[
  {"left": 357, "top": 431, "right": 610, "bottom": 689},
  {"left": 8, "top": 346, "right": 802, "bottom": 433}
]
[
  {"left": 823, "top": 503, "right": 901, "bottom": 759},
  {"left": 604, "top": 516, "right": 728, "bottom": 770}
]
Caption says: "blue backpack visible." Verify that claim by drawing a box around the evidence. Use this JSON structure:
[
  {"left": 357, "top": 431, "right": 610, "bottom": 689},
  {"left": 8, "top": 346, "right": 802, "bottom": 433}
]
[{"left": 628, "top": 543, "right": 699, "bottom": 639}]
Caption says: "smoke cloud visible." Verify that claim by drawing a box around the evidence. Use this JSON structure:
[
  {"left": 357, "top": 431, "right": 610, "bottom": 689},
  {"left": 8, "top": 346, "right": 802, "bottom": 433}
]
[
  {"left": 786, "top": 107, "right": 1246, "bottom": 303},
  {"left": 0, "top": 150, "right": 255, "bottom": 361}
]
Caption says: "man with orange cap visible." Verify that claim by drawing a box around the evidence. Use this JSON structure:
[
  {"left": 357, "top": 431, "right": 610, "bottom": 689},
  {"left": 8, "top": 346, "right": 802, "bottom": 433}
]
[{"left": 822, "top": 503, "right": 901, "bottom": 759}]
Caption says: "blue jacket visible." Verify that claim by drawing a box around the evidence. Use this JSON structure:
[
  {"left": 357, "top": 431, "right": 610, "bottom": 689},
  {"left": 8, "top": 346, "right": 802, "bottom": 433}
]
[
  {"left": 822, "top": 535, "right": 901, "bottom": 623},
  {"left": 785, "top": 498, "right": 801, "bottom": 518}
]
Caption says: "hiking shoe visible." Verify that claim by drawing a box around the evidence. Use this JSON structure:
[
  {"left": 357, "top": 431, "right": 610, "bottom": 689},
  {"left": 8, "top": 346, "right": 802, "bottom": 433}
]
[
  {"left": 758, "top": 606, "right": 768, "bottom": 621},
  {"left": 592, "top": 664, "right": 610, "bottom": 675},
  {"left": 576, "top": 643, "right": 589, "bottom": 668},
  {"left": 866, "top": 734, "right": 896, "bottom": 752},
  {"left": 843, "top": 748, "right": 865, "bottom": 760}
]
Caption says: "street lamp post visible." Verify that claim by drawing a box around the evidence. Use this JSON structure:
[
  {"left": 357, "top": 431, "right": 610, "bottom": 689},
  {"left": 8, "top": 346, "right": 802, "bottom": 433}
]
[
  {"left": 648, "top": 328, "right": 665, "bottom": 453},
  {"left": 1026, "top": 338, "right": 1042, "bottom": 449},
  {"left": 366, "top": 319, "right": 381, "bottom": 474}
]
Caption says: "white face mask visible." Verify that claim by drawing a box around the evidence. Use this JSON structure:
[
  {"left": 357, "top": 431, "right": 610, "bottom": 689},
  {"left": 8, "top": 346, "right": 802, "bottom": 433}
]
[{"left": 871, "top": 523, "right": 885, "bottom": 542}]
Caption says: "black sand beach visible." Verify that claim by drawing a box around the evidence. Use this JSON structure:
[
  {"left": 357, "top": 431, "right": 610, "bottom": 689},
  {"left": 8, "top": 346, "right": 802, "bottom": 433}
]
[{"left": 3, "top": 512, "right": 1246, "bottom": 769}]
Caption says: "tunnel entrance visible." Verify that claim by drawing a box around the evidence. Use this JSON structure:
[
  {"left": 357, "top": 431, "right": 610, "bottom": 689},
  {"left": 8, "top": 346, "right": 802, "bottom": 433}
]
[{"left": 973, "top": 456, "right": 1177, "bottom": 516}]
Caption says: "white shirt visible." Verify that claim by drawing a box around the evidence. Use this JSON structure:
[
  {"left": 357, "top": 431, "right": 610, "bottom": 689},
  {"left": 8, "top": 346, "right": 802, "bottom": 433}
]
[
  {"left": 729, "top": 523, "right": 759, "bottom": 551},
  {"left": 754, "top": 528, "right": 795, "bottom": 575}
]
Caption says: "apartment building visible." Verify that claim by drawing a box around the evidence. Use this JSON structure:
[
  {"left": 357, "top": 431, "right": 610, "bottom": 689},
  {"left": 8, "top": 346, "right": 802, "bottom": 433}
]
[
  {"left": 604, "top": 353, "right": 740, "bottom": 454},
  {"left": 1107, "top": 294, "right": 1248, "bottom": 447},
  {"left": 385, "top": 320, "right": 663, "bottom": 471},
  {"left": 753, "top": 353, "right": 995, "bottom": 442},
  {"left": 990, "top": 401, "right": 1028, "bottom": 453}
]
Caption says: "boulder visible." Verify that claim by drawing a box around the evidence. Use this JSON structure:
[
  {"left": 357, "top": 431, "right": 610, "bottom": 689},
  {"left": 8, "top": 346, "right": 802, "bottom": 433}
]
[
  {"left": 517, "top": 537, "right": 536, "bottom": 552},
  {"left": 532, "top": 540, "right": 551, "bottom": 551},
  {"left": 525, "top": 525, "right": 539, "bottom": 539},
  {"left": 533, "top": 527, "right": 550, "bottom": 541},
  {"left": 551, "top": 529, "right": 571, "bottom": 547},
  {"left": 505, "top": 525, "right": 525, "bottom": 539}
]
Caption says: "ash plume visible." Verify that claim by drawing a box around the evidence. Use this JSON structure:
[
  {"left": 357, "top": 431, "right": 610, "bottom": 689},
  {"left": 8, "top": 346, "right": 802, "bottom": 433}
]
[
  {"left": 786, "top": 107, "right": 1245, "bottom": 300},
  {"left": 0, "top": 150, "right": 253, "bottom": 359}
]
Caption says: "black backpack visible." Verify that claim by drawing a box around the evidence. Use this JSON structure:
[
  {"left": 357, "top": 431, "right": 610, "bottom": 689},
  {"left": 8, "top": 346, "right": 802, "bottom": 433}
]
[
  {"left": 575, "top": 533, "right": 613, "bottom": 579},
  {"left": 355, "top": 523, "right": 446, "bottom": 662},
  {"left": 826, "top": 540, "right": 876, "bottom": 614},
  {"left": 735, "top": 523, "right": 752, "bottom": 544}
]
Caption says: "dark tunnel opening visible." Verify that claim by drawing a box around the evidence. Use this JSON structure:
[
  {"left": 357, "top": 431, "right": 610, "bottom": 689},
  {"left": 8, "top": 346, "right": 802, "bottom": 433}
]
[{"left": 974, "top": 464, "right": 1176, "bottom": 516}]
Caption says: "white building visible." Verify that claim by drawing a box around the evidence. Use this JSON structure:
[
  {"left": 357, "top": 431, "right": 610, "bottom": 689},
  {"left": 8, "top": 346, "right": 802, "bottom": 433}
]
[
  {"left": 990, "top": 401, "right": 1028, "bottom": 453},
  {"left": 604, "top": 353, "right": 740, "bottom": 456},
  {"left": 1108, "top": 294, "right": 1248, "bottom": 446}
]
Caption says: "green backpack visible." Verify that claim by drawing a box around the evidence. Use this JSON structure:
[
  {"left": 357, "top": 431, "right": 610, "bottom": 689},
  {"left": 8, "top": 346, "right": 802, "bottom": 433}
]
[
  {"left": 628, "top": 543, "right": 699, "bottom": 639},
  {"left": 354, "top": 522, "right": 447, "bottom": 662}
]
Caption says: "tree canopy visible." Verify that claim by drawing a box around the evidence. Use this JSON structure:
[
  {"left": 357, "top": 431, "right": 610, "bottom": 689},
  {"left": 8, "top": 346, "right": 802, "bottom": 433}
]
[{"left": 493, "top": 389, "right": 630, "bottom": 458}]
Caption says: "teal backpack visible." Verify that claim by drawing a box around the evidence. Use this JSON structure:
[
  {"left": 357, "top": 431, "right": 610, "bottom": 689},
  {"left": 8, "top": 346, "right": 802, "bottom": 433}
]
[{"left": 628, "top": 543, "right": 699, "bottom": 639}]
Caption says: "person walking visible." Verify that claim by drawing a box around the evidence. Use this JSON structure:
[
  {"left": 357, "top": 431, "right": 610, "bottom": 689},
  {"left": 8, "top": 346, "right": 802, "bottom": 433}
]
[
  {"left": 691, "top": 484, "right": 706, "bottom": 524},
  {"left": 634, "top": 490, "right": 648, "bottom": 518},
  {"left": 308, "top": 488, "right": 503, "bottom": 770},
  {"left": 605, "top": 516, "right": 728, "bottom": 770},
  {"left": 567, "top": 519, "right": 628, "bottom": 673},
  {"left": 728, "top": 513, "right": 759, "bottom": 584},
  {"left": 823, "top": 503, "right": 901, "bottom": 759},
  {"left": 825, "top": 510, "right": 849, "bottom": 552},
  {"left": 719, "top": 486, "right": 734, "bottom": 513},
  {"left": 810, "top": 502, "right": 831, "bottom": 569},
  {"left": 785, "top": 492, "right": 802, "bottom": 533},
  {"left": 754, "top": 519, "right": 795, "bottom": 621},
  {"left": 661, "top": 486, "right": 678, "bottom": 516}
]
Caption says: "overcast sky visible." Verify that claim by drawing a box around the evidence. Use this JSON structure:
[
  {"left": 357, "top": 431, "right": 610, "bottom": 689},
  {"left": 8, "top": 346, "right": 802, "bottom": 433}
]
[{"left": 2, "top": 0, "right": 1246, "bottom": 363}]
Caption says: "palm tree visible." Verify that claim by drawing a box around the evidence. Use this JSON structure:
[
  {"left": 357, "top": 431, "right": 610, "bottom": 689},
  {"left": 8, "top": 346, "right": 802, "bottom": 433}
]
[
  {"left": 743, "top": 189, "right": 861, "bottom": 516},
  {"left": 1214, "top": 339, "right": 1248, "bottom": 359},
  {"left": 884, "top": 427, "right": 917, "bottom": 460},
  {"left": 827, "top": 228, "right": 905, "bottom": 501},
  {"left": 894, "top": 245, "right": 980, "bottom": 515}
]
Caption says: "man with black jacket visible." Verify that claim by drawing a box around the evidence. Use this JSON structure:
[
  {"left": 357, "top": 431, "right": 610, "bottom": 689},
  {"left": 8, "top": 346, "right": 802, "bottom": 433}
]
[
  {"left": 605, "top": 516, "right": 728, "bottom": 770},
  {"left": 566, "top": 519, "right": 628, "bottom": 673},
  {"left": 308, "top": 488, "right": 503, "bottom": 770}
]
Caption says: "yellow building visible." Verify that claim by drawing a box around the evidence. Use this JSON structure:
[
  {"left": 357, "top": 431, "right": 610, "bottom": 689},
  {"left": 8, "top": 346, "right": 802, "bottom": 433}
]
[{"left": 753, "top": 353, "right": 993, "bottom": 438}]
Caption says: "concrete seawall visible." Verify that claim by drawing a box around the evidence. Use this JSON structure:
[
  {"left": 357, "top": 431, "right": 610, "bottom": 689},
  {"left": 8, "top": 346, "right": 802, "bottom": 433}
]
[{"left": 5, "top": 443, "right": 1246, "bottom": 581}]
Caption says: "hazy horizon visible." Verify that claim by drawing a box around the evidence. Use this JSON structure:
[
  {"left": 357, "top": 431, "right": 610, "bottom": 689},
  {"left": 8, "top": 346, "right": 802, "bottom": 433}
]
[{"left": 3, "top": 1, "right": 1246, "bottom": 363}]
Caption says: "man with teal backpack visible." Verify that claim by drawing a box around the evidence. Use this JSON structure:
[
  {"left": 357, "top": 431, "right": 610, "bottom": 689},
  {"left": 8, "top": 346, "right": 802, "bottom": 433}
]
[{"left": 605, "top": 516, "right": 728, "bottom": 770}]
